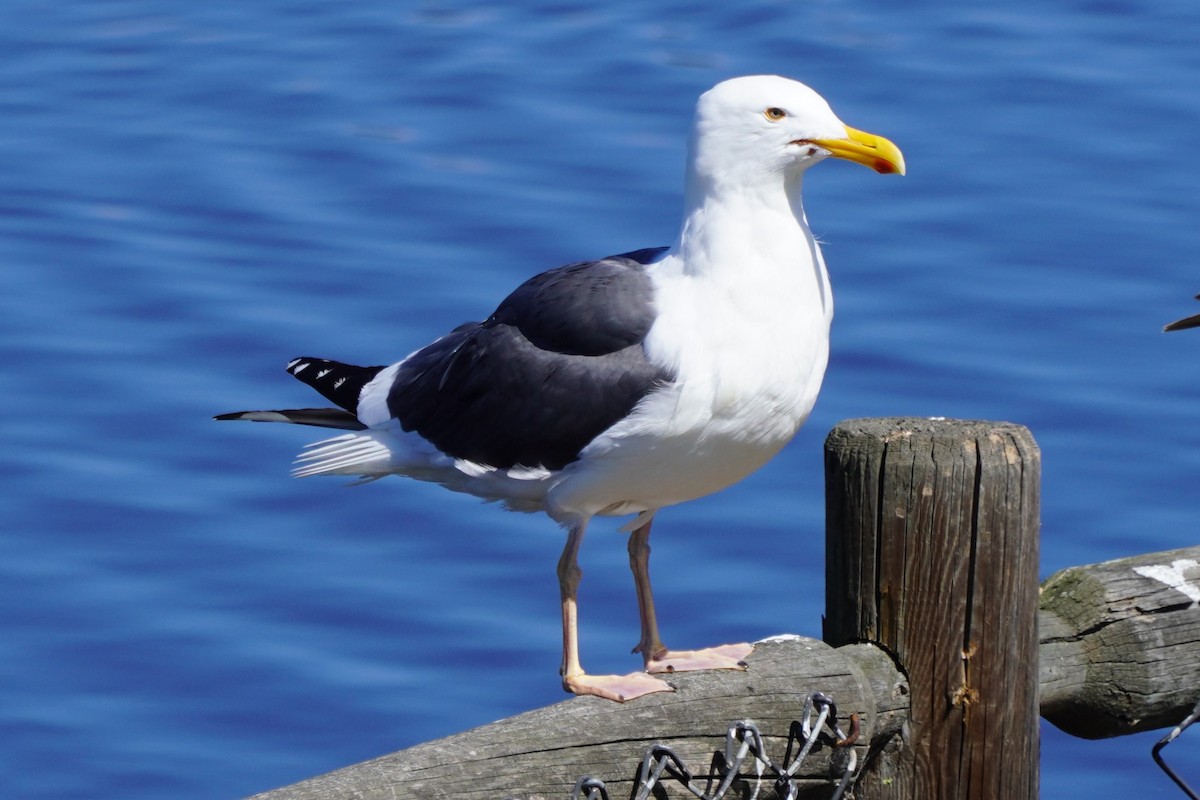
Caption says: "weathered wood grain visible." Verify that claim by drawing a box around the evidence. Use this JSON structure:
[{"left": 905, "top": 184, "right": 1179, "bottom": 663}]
[
  {"left": 823, "top": 417, "right": 1041, "bottom": 800},
  {"left": 1039, "top": 544, "right": 1200, "bottom": 738},
  {"left": 244, "top": 417, "right": 1200, "bottom": 800},
  {"left": 247, "top": 637, "right": 907, "bottom": 800}
]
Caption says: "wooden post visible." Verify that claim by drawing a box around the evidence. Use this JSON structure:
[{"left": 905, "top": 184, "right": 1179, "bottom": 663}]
[{"left": 823, "top": 417, "right": 1040, "bottom": 799}]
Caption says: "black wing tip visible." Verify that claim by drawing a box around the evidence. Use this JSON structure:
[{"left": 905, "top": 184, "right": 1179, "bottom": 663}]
[
  {"left": 213, "top": 408, "right": 367, "bottom": 430},
  {"left": 1164, "top": 295, "right": 1200, "bottom": 332},
  {"left": 285, "top": 357, "right": 386, "bottom": 413},
  {"left": 1164, "top": 316, "right": 1200, "bottom": 332}
]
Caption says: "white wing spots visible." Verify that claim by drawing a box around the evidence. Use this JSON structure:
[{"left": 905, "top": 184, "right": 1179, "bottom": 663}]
[
  {"left": 334, "top": 377, "right": 346, "bottom": 389},
  {"left": 454, "top": 459, "right": 496, "bottom": 478},
  {"left": 289, "top": 359, "right": 309, "bottom": 374},
  {"left": 507, "top": 464, "right": 552, "bottom": 481},
  {"left": 1133, "top": 559, "right": 1200, "bottom": 607},
  {"left": 317, "top": 368, "right": 331, "bottom": 379}
]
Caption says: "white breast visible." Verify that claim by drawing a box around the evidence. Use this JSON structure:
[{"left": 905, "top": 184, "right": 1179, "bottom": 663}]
[{"left": 545, "top": 217, "right": 833, "bottom": 523}]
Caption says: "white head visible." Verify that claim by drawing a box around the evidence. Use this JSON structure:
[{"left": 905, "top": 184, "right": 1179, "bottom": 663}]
[{"left": 687, "top": 75, "right": 904, "bottom": 195}]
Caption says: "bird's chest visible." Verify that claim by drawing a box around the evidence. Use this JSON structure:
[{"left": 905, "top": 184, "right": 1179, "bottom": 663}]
[
  {"left": 559, "top": 304, "right": 828, "bottom": 517},
  {"left": 550, "top": 247, "right": 833, "bottom": 518},
  {"left": 672, "top": 323, "right": 825, "bottom": 462},
  {"left": 648, "top": 267, "right": 832, "bottom": 446}
]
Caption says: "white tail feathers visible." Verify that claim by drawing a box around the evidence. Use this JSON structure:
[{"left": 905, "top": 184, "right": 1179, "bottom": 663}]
[
  {"left": 288, "top": 428, "right": 558, "bottom": 511},
  {"left": 293, "top": 432, "right": 396, "bottom": 478}
]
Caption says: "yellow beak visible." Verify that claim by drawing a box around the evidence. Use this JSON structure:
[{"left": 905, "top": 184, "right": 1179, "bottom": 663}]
[{"left": 808, "top": 125, "right": 906, "bottom": 175}]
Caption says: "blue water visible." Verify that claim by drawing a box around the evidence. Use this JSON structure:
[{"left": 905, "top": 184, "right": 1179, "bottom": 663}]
[{"left": 3, "top": 2, "right": 1198, "bottom": 797}]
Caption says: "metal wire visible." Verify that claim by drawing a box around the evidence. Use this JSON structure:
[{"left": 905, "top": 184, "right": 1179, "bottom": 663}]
[
  {"left": 552, "top": 692, "right": 858, "bottom": 800},
  {"left": 569, "top": 776, "right": 609, "bottom": 800},
  {"left": 634, "top": 745, "right": 704, "bottom": 799},
  {"left": 1153, "top": 697, "right": 1200, "bottom": 800}
]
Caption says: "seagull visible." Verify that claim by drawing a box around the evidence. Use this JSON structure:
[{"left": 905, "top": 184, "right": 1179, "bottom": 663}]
[
  {"left": 1165, "top": 295, "right": 1200, "bottom": 331},
  {"left": 216, "top": 75, "right": 904, "bottom": 702}
]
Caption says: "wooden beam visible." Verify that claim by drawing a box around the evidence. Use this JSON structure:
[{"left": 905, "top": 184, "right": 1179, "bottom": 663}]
[
  {"left": 823, "top": 417, "right": 1041, "bottom": 800},
  {"left": 247, "top": 638, "right": 907, "bottom": 800},
  {"left": 1039, "top": 544, "right": 1200, "bottom": 738}
]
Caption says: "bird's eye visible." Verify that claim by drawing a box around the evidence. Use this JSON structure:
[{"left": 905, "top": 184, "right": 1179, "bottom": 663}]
[{"left": 764, "top": 107, "right": 787, "bottom": 121}]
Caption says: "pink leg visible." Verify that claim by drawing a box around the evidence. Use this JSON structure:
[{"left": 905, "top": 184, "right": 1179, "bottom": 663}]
[
  {"left": 557, "top": 521, "right": 673, "bottom": 702},
  {"left": 627, "top": 518, "right": 754, "bottom": 674}
]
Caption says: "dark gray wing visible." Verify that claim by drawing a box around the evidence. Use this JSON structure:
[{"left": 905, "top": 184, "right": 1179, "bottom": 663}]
[{"left": 387, "top": 248, "right": 674, "bottom": 470}]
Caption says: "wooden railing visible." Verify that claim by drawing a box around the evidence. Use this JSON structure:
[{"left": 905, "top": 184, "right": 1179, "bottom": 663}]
[{"left": 249, "top": 418, "right": 1200, "bottom": 800}]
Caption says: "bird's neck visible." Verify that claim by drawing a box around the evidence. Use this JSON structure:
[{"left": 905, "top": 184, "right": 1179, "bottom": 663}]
[
  {"left": 673, "top": 172, "right": 820, "bottom": 286},
  {"left": 644, "top": 169, "right": 833, "bottom": 445}
]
